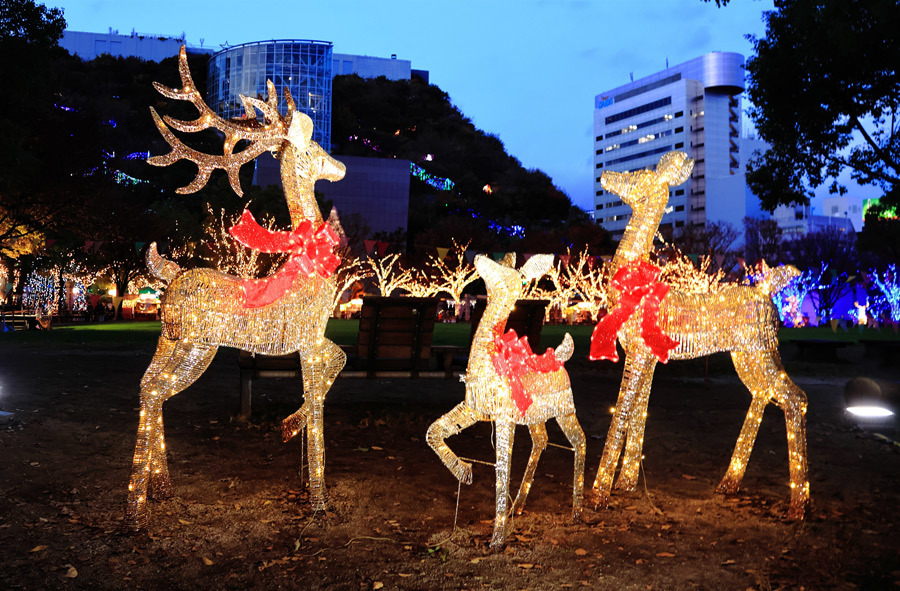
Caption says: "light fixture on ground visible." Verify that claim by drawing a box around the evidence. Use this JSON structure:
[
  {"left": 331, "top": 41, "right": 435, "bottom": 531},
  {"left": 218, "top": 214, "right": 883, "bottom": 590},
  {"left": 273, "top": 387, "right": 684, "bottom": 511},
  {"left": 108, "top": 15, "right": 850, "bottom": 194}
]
[{"left": 844, "top": 377, "right": 898, "bottom": 420}]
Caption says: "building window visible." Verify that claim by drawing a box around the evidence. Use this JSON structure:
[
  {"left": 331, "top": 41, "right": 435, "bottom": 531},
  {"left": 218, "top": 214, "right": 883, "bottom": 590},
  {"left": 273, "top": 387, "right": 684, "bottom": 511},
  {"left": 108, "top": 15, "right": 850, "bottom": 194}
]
[
  {"left": 675, "top": 111, "right": 683, "bottom": 118},
  {"left": 675, "top": 189, "right": 684, "bottom": 196},
  {"left": 675, "top": 205, "right": 685, "bottom": 212},
  {"left": 605, "top": 97, "right": 673, "bottom": 125},
  {"left": 605, "top": 144, "right": 674, "bottom": 166},
  {"left": 675, "top": 142, "right": 684, "bottom": 149},
  {"left": 675, "top": 126, "right": 683, "bottom": 133},
  {"left": 596, "top": 203, "right": 603, "bottom": 209},
  {"left": 675, "top": 220, "right": 685, "bottom": 227},
  {"left": 596, "top": 190, "right": 604, "bottom": 196}
]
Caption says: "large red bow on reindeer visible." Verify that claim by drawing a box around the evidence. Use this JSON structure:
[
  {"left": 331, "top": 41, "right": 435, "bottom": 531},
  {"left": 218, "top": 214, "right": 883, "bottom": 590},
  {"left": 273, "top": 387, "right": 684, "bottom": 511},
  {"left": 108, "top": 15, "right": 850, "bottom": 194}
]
[
  {"left": 491, "top": 324, "right": 563, "bottom": 416},
  {"left": 589, "top": 260, "right": 679, "bottom": 363},
  {"left": 229, "top": 210, "right": 340, "bottom": 309}
]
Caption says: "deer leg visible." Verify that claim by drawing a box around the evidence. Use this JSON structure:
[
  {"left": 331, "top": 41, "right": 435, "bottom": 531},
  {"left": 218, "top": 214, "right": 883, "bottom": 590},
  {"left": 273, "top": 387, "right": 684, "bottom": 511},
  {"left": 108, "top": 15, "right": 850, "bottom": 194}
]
[
  {"left": 556, "top": 412, "right": 587, "bottom": 520},
  {"left": 720, "top": 351, "right": 809, "bottom": 519},
  {"left": 616, "top": 355, "right": 658, "bottom": 492},
  {"left": 490, "top": 419, "right": 515, "bottom": 549},
  {"left": 511, "top": 423, "right": 547, "bottom": 516},
  {"left": 768, "top": 354, "right": 810, "bottom": 519},
  {"left": 591, "top": 348, "right": 653, "bottom": 508},
  {"left": 426, "top": 402, "right": 479, "bottom": 484},
  {"left": 126, "top": 338, "right": 217, "bottom": 530},
  {"left": 282, "top": 339, "right": 346, "bottom": 441}
]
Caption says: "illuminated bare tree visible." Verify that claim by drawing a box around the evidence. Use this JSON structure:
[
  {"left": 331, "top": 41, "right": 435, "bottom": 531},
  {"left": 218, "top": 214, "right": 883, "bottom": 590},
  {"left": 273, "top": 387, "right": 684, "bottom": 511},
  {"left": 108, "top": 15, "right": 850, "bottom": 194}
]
[{"left": 367, "top": 253, "right": 414, "bottom": 297}]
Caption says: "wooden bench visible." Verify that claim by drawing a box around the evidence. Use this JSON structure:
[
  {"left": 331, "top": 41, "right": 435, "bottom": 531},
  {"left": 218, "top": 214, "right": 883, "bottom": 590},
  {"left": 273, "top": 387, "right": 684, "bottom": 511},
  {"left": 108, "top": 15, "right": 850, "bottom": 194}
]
[
  {"left": 859, "top": 339, "right": 900, "bottom": 365},
  {"left": 342, "top": 296, "right": 447, "bottom": 378},
  {"left": 792, "top": 339, "right": 851, "bottom": 362},
  {"left": 237, "top": 296, "right": 451, "bottom": 419},
  {"left": 0, "top": 312, "right": 39, "bottom": 331}
]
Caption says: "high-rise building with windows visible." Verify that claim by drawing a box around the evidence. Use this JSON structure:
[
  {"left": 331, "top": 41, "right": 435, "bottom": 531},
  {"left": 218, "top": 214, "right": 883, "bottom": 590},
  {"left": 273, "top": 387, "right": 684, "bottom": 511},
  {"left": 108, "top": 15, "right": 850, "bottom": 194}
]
[
  {"left": 207, "top": 40, "right": 334, "bottom": 151},
  {"left": 593, "top": 52, "right": 745, "bottom": 240}
]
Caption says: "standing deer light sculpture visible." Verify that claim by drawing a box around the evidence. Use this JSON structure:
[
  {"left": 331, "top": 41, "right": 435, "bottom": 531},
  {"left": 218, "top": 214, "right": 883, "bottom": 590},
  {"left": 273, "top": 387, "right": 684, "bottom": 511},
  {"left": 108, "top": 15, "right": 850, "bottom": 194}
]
[
  {"left": 427, "top": 254, "right": 586, "bottom": 548},
  {"left": 126, "top": 47, "right": 346, "bottom": 529},
  {"left": 589, "top": 151, "right": 809, "bottom": 519}
]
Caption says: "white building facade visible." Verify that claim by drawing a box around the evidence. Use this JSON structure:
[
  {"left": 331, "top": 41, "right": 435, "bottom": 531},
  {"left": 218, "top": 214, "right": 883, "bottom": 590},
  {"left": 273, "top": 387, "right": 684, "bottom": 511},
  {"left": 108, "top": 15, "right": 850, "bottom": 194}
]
[{"left": 593, "top": 52, "right": 745, "bottom": 240}]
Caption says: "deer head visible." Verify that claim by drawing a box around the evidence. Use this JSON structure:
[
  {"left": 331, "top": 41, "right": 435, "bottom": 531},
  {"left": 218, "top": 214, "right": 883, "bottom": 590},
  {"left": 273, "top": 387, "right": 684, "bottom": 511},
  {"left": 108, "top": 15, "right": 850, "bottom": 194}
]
[
  {"left": 148, "top": 46, "right": 345, "bottom": 226},
  {"left": 474, "top": 254, "right": 554, "bottom": 319},
  {"left": 600, "top": 151, "right": 693, "bottom": 210}
]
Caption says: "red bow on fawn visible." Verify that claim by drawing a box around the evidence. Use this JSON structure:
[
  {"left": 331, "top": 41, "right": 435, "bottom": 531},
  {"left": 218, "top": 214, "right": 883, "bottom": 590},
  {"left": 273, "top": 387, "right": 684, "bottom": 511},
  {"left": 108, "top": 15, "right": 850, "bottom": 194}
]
[
  {"left": 589, "top": 259, "right": 679, "bottom": 363},
  {"left": 229, "top": 210, "right": 341, "bottom": 309},
  {"left": 491, "top": 324, "right": 563, "bottom": 416}
]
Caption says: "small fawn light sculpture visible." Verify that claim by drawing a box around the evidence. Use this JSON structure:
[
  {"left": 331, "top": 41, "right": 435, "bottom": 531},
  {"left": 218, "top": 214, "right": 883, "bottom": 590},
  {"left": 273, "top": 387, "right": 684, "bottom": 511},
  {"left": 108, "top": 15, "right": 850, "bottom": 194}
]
[
  {"left": 427, "top": 254, "right": 586, "bottom": 548},
  {"left": 125, "top": 47, "right": 346, "bottom": 529},
  {"left": 589, "top": 151, "right": 809, "bottom": 519}
]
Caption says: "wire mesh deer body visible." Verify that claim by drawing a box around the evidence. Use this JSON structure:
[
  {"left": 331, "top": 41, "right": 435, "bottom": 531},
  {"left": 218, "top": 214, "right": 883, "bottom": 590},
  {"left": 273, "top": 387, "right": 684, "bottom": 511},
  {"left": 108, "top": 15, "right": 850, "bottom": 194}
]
[
  {"left": 589, "top": 151, "right": 809, "bottom": 519},
  {"left": 427, "top": 254, "right": 586, "bottom": 548},
  {"left": 125, "top": 47, "right": 346, "bottom": 529}
]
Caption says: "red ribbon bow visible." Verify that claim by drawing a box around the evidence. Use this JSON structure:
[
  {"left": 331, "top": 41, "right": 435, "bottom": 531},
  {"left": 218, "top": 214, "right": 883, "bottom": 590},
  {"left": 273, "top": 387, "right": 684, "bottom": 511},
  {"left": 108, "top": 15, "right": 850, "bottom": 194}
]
[
  {"left": 491, "top": 324, "right": 564, "bottom": 416},
  {"left": 589, "top": 260, "right": 679, "bottom": 363},
  {"left": 229, "top": 210, "right": 341, "bottom": 309}
]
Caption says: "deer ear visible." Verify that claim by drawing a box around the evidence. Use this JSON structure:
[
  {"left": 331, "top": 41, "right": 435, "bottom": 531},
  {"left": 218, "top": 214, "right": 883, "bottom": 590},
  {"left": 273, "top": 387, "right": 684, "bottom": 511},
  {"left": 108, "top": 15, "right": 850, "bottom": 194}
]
[
  {"left": 287, "top": 112, "right": 314, "bottom": 149},
  {"left": 519, "top": 254, "right": 553, "bottom": 281},
  {"left": 657, "top": 151, "right": 694, "bottom": 186},
  {"left": 474, "top": 254, "right": 496, "bottom": 278}
]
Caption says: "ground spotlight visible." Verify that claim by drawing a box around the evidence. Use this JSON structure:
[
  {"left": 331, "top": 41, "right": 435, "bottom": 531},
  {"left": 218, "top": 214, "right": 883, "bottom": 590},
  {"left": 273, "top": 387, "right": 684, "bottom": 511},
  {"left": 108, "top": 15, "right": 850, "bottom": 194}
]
[{"left": 844, "top": 377, "right": 899, "bottom": 422}]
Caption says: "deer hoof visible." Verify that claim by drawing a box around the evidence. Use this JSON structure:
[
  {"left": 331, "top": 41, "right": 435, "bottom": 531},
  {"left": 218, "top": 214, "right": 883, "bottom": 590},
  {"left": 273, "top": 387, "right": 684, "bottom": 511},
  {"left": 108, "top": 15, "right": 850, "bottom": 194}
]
[{"left": 453, "top": 460, "right": 473, "bottom": 485}]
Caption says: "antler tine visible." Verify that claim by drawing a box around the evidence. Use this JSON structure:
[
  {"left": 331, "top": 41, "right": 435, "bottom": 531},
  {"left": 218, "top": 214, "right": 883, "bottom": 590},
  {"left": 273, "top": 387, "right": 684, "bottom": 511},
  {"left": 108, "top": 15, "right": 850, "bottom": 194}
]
[
  {"left": 154, "top": 46, "right": 287, "bottom": 141},
  {"left": 147, "top": 108, "right": 270, "bottom": 195}
]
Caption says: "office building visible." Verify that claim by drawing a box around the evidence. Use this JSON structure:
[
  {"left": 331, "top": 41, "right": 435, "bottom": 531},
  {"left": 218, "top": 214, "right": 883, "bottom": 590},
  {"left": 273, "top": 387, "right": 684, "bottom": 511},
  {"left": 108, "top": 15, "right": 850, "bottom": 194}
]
[
  {"left": 593, "top": 52, "right": 745, "bottom": 240},
  {"left": 207, "top": 40, "right": 334, "bottom": 151},
  {"left": 60, "top": 30, "right": 213, "bottom": 61}
]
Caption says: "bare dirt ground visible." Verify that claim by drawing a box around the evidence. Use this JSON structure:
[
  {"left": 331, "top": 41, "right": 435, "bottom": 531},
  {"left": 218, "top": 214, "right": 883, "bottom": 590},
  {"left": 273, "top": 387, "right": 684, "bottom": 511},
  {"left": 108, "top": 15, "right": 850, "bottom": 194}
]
[{"left": 1, "top": 329, "right": 899, "bottom": 590}]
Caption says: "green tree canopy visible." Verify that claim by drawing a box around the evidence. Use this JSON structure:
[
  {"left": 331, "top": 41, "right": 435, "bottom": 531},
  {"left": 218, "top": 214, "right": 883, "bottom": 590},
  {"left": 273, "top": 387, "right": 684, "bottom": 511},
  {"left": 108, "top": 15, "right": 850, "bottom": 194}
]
[{"left": 745, "top": 0, "right": 900, "bottom": 211}]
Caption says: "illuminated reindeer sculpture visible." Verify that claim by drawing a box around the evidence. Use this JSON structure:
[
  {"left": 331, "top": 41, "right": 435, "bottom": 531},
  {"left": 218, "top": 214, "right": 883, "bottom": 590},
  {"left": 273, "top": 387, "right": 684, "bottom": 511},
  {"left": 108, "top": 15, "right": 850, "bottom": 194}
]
[
  {"left": 589, "top": 151, "right": 809, "bottom": 519},
  {"left": 427, "top": 254, "right": 586, "bottom": 548},
  {"left": 126, "top": 48, "right": 346, "bottom": 529}
]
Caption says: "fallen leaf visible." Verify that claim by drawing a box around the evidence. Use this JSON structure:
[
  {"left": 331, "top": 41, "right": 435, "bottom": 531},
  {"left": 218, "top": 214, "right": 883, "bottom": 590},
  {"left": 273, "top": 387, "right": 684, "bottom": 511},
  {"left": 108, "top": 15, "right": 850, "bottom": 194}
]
[
  {"left": 575, "top": 548, "right": 588, "bottom": 556},
  {"left": 371, "top": 446, "right": 383, "bottom": 451},
  {"left": 469, "top": 558, "right": 481, "bottom": 564},
  {"left": 722, "top": 559, "right": 736, "bottom": 566},
  {"left": 517, "top": 563, "right": 534, "bottom": 569},
  {"left": 656, "top": 552, "right": 676, "bottom": 557},
  {"left": 398, "top": 573, "right": 412, "bottom": 577},
  {"left": 635, "top": 559, "right": 644, "bottom": 565},
  {"left": 65, "top": 566, "right": 78, "bottom": 578},
  {"left": 373, "top": 583, "right": 384, "bottom": 590},
  {"left": 681, "top": 474, "right": 697, "bottom": 481},
  {"left": 202, "top": 557, "right": 214, "bottom": 566},
  {"left": 178, "top": 519, "right": 192, "bottom": 525},
  {"left": 30, "top": 545, "right": 48, "bottom": 552}
]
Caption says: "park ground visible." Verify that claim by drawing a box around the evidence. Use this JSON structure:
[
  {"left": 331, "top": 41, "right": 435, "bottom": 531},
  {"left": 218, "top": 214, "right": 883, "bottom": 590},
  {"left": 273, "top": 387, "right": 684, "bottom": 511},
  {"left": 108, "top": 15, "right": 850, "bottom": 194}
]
[{"left": 1, "top": 322, "right": 899, "bottom": 590}]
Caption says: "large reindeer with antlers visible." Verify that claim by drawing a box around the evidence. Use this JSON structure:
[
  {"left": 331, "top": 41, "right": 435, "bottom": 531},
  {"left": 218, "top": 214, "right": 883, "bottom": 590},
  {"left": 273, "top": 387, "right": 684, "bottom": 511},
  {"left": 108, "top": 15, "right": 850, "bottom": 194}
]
[
  {"left": 125, "top": 47, "right": 346, "bottom": 529},
  {"left": 427, "top": 254, "right": 586, "bottom": 548},
  {"left": 589, "top": 151, "right": 809, "bottom": 519}
]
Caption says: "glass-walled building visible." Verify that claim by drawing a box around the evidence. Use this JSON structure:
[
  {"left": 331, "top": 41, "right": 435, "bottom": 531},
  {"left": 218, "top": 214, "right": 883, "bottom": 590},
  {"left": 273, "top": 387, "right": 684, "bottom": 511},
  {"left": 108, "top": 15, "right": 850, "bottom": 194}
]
[{"left": 207, "top": 40, "right": 334, "bottom": 151}]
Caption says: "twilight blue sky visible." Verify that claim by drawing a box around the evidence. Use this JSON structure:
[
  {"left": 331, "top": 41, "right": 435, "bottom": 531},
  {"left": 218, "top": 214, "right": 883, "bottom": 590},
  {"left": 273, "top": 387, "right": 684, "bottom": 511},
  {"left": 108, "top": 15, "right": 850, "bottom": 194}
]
[{"left": 59, "top": 0, "right": 856, "bottom": 212}]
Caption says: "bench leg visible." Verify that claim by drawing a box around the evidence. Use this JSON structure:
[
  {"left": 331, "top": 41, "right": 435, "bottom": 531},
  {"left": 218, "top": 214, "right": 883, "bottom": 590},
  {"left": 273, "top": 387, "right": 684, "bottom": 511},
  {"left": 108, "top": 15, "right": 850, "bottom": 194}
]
[{"left": 239, "top": 370, "right": 252, "bottom": 420}]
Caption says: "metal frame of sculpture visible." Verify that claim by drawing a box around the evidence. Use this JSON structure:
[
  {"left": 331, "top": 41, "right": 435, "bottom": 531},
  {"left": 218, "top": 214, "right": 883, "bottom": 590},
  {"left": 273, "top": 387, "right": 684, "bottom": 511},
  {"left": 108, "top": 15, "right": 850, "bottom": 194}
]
[
  {"left": 589, "top": 151, "right": 809, "bottom": 519},
  {"left": 427, "top": 254, "right": 586, "bottom": 548},
  {"left": 126, "top": 47, "right": 346, "bottom": 529}
]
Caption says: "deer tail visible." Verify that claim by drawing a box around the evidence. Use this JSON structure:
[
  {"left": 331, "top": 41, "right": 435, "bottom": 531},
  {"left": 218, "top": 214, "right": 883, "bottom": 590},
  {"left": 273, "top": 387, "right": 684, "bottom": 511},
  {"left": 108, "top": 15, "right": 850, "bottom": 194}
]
[
  {"left": 146, "top": 242, "right": 181, "bottom": 284},
  {"left": 555, "top": 333, "right": 574, "bottom": 363},
  {"left": 758, "top": 265, "right": 800, "bottom": 298}
]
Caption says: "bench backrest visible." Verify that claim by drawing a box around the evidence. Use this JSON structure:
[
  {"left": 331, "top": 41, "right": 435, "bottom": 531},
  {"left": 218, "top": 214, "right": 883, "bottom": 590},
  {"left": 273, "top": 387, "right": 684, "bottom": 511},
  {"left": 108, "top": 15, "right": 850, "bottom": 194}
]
[{"left": 355, "top": 296, "right": 439, "bottom": 376}]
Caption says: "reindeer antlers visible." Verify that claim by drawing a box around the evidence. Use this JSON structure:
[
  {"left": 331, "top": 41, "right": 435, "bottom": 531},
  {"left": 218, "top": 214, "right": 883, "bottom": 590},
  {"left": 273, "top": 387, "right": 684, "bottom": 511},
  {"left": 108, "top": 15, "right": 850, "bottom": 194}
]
[{"left": 147, "top": 46, "right": 298, "bottom": 196}]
